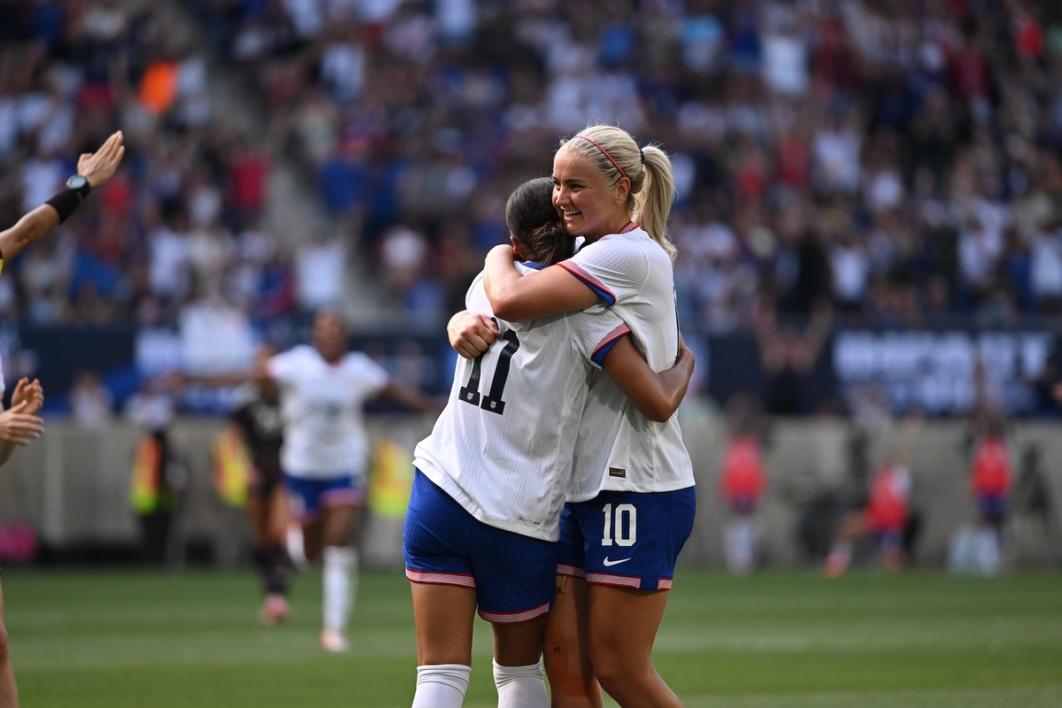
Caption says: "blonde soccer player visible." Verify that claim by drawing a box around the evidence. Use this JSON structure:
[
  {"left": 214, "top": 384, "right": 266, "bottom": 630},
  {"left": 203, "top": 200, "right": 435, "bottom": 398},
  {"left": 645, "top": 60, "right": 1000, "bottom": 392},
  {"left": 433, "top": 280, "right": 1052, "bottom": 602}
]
[
  {"left": 408, "top": 177, "right": 694, "bottom": 707},
  {"left": 453, "top": 124, "right": 694, "bottom": 706}
]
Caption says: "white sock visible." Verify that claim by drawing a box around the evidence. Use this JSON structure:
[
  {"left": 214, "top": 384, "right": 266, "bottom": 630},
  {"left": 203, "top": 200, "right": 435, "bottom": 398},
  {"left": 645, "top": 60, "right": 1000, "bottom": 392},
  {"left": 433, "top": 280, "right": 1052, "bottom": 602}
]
[
  {"left": 287, "top": 525, "right": 307, "bottom": 568},
  {"left": 412, "top": 663, "right": 470, "bottom": 708},
  {"left": 725, "top": 519, "right": 756, "bottom": 574},
  {"left": 493, "top": 659, "right": 548, "bottom": 708},
  {"left": 323, "top": 546, "right": 356, "bottom": 633},
  {"left": 976, "top": 529, "right": 1001, "bottom": 576}
]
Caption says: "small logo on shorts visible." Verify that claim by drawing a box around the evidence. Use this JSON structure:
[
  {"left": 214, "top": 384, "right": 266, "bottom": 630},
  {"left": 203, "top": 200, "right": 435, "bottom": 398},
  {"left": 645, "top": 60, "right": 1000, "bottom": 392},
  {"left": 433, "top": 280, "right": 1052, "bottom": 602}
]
[
  {"left": 602, "top": 556, "right": 631, "bottom": 567},
  {"left": 608, "top": 467, "right": 626, "bottom": 478}
]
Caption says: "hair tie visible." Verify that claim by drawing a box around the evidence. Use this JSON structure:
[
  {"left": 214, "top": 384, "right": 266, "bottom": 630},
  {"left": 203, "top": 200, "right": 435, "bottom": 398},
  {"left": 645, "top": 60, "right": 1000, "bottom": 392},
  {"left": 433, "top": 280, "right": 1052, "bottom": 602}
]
[
  {"left": 639, "top": 147, "right": 645, "bottom": 164},
  {"left": 575, "top": 134, "right": 629, "bottom": 181}
]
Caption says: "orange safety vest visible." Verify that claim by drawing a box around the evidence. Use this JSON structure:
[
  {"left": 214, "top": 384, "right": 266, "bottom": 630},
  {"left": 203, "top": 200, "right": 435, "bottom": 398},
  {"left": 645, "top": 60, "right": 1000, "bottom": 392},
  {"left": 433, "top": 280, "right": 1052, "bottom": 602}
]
[
  {"left": 213, "top": 428, "right": 252, "bottom": 507},
  {"left": 972, "top": 438, "right": 1012, "bottom": 496},
  {"left": 129, "top": 435, "right": 162, "bottom": 514},
  {"left": 368, "top": 438, "right": 413, "bottom": 519},
  {"left": 720, "top": 436, "right": 767, "bottom": 500}
]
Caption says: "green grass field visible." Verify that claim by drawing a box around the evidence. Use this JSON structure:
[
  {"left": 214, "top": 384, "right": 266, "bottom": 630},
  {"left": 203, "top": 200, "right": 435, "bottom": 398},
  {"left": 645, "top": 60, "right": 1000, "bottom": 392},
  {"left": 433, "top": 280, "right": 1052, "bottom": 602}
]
[{"left": 3, "top": 568, "right": 1061, "bottom": 707}]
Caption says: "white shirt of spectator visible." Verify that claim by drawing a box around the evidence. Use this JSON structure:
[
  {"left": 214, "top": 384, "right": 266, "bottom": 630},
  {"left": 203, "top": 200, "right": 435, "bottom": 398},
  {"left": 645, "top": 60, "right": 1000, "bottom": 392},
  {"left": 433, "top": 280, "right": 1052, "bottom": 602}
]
[
  {"left": 1032, "top": 229, "right": 1062, "bottom": 298},
  {"left": 414, "top": 264, "right": 629, "bottom": 541},
  {"left": 148, "top": 224, "right": 190, "bottom": 298},
  {"left": 831, "top": 241, "right": 869, "bottom": 305},
  {"left": 763, "top": 32, "right": 808, "bottom": 95},
  {"left": 295, "top": 238, "right": 346, "bottom": 311},
  {"left": 268, "top": 345, "right": 389, "bottom": 478},
  {"left": 560, "top": 227, "right": 695, "bottom": 499}
]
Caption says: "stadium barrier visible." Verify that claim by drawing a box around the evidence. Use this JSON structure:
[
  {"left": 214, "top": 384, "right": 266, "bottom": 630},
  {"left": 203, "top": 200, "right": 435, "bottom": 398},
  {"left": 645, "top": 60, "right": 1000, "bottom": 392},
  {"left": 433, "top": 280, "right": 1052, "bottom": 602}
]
[{"left": 0, "top": 413, "right": 1059, "bottom": 569}]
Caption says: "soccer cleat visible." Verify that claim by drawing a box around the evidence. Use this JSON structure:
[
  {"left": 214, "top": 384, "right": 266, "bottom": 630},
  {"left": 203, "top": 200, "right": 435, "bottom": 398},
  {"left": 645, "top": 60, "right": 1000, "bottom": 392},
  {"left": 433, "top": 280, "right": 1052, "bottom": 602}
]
[
  {"left": 823, "top": 551, "right": 850, "bottom": 579},
  {"left": 320, "top": 629, "right": 350, "bottom": 653},
  {"left": 259, "top": 594, "right": 289, "bottom": 627}
]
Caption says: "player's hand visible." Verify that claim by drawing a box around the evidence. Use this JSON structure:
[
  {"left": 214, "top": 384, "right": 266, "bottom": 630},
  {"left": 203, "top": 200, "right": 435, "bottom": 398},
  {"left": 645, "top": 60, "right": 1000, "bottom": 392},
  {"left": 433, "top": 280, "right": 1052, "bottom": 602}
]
[
  {"left": 676, "top": 333, "right": 696, "bottom": 373},
  {"left": 11, "top": 377, "right": 44, "bottom": 415},
  {"left": 447, "top": 311, "right": 499, "bottom": 359},
  {"left": 78, "top": 130, "right": 126, "bottom": 189},
  {"left": 0, "top": 400, "right": 45, "bottom": 446}
]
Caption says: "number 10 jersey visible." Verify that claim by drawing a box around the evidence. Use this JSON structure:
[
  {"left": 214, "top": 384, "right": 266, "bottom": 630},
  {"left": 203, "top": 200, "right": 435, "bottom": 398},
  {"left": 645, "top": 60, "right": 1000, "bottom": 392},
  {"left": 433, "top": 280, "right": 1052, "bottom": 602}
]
[{"left": 414, "top": 263, "right": 629, "bottom": 541}]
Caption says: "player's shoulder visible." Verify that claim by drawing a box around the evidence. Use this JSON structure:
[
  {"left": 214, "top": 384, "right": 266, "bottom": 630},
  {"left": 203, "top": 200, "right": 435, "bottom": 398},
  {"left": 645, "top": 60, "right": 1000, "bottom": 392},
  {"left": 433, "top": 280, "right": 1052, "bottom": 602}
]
[
  {"left": 340, "top": 350, "right": 385, "bottom": 374},
  {"left": 274, "top": 344, "right": 316, "bottom": 365}
]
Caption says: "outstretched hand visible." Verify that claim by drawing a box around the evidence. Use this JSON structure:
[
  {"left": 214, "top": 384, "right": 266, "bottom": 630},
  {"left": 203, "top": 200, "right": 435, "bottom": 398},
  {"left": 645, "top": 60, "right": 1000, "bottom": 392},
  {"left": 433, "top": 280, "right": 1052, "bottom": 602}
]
[
  {"left": 11, "top": 377, "right": 44, "bottom": 415},
  {"left": 78, "top": 130, "right": 126, "bottom": 189},
  {"left": 0, "top": 400, "right": 45, "bottom": 446}
]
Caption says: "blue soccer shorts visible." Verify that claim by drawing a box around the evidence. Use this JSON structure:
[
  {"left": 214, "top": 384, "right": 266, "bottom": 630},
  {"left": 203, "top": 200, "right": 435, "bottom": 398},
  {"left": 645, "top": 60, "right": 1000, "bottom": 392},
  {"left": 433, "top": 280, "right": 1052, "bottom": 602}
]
[
  {"left": 283, "top": 472, "right": 364, "bottom": 522},
  {"left": 557, "top": 486, "right": 696, "bottom": 591},
  {"left": 977, "top": 493, "right": 1007, "bottom": 523},
  {"left": 403, "top": 469, "right": 557, "bottom": 623}
]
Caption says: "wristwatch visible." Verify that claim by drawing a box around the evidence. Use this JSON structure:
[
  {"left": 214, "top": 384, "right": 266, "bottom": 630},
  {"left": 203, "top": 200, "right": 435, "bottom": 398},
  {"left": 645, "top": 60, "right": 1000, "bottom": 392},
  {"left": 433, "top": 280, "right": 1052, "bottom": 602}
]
[{"left": 65, "top": 174, "right": 92, "bottom": 201}]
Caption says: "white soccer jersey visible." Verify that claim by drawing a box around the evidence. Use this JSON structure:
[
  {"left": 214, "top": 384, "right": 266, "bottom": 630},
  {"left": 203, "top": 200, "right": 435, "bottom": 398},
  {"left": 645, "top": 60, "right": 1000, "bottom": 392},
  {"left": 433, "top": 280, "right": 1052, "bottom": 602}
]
[
  {"left": 414, "top": 263, "right": 629, "bottom": 541},
  {"left": 560, "top": 227, "right": 695, "bottom": 500},
  {"left": 268, "top": 345, "right": 389, "bottom": 478}
]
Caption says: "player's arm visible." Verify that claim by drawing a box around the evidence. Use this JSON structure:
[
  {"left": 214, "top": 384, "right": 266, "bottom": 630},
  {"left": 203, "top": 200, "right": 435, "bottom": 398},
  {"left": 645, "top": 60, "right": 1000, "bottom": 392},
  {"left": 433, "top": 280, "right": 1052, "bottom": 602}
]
[
  {"left": 601, "top": 336, "right": 695, "bottom": 423},
  {"left": 0, "top": 131, "right": 124, "bottom": 265},
  {"left": 447, "top": 310, "right": 500, "bottom": 359},
  {"left": 0, "top": 378, "right": 46, "bottom": 467},
  {"left": 483, "top": 245, "right": 599, "bottom": 321},
  {"left": 378, "top": 382, "right": 445, "bottom": 416},
  {"left": 180, "top": 371, "right": 261, "bottom": 387}
]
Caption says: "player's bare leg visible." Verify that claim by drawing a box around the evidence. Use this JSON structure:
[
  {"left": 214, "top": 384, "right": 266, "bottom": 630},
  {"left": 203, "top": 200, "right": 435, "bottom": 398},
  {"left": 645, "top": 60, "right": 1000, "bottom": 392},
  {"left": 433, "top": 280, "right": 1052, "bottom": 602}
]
[
  {"left": 319, "top": 501, "right": 358, "bottom": 652},
  {"left": 544, "top": 575, "right": 601, "bottom": 708},
  {"left": 587, "top": 585, "right": 680, "bottom": 708},
  {"left": 0, "top": 583, "right": 17, "bottom": 708},
  {"left": 409, "top": 583, "right": 476, "bottom": 707},
  {"left": 824, "top": 513, "right": 867, "bottom": 578},
  {"left": 249, "top": 487, "right": 291, "bottom": 625},
  {"left": 492, "top": 614, "right": 550, "bottom": 707}
]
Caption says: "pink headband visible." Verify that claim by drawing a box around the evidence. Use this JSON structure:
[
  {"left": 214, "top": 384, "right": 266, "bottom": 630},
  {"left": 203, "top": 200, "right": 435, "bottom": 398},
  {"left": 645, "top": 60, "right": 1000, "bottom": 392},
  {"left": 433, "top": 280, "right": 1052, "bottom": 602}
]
[{"left": 575, "top": 134, "right": 629, "bottom": 182}]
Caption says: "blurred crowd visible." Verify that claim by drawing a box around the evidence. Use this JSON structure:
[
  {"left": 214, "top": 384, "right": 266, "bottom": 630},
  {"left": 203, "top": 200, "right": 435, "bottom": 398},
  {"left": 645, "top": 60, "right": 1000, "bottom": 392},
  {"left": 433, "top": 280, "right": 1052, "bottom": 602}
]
[
  {"left": 3, "top": 0, "right": 1062, "bottom": 408},
  {"left": 193, "top": 0, "right": 1062, "bottom": 329},
  {"left": 0, "top": 0, "right": 302, "bottom": 333}
]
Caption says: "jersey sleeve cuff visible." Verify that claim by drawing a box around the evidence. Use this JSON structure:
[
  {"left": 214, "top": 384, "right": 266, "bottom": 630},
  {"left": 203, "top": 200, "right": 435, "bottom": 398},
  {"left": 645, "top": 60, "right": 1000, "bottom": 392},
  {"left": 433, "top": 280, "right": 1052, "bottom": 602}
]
[
  {"left": 558, "top": 261, "right": 616, "bottom": 308},
  {"left": 591, "top": 324, "right": 632, "bottom": 367}
]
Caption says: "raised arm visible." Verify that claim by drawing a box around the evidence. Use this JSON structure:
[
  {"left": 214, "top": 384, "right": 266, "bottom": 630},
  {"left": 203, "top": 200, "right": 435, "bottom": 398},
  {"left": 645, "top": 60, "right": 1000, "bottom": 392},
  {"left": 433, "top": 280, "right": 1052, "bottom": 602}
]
[
  {"left": 483, "top": 245, "right": 599, "bottom": 321},
  {"left": 0, "top": 131, "right": 124, "bottom": 263},
  {"left": 378, "top": 382, "right": 444, "bottom": 416},
  {"left": 157, "top": 369, "right": 260, "bottom": 391},
  {"left": 601, "top": 336, "right": 695, "bottom": 423}
]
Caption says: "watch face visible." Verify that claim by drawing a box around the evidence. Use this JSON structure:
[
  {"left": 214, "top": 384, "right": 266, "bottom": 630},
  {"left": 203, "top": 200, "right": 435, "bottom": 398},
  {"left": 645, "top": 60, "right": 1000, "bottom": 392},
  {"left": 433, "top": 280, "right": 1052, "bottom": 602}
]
[{"left": 66, "top": 175, "right": 88, "bottom": 190}]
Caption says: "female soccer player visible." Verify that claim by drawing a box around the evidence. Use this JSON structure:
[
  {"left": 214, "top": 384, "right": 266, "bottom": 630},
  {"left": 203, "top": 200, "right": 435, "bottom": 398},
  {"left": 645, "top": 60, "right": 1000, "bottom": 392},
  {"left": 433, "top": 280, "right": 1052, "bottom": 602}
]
[
  {"left": 0, "top": 130, "right": 124, "bottom": 708},
  {"left": 226, "top": 345, "right": 291, "bottom": 625},
  {"left": 455, "top": 124, "right": 695, "bottom": 706},
  {"left": 407, "top": 176, "right": 694, "bottom": 708},
  {"left": 173, "top": 310, "right": 439, "bottom": 652}
]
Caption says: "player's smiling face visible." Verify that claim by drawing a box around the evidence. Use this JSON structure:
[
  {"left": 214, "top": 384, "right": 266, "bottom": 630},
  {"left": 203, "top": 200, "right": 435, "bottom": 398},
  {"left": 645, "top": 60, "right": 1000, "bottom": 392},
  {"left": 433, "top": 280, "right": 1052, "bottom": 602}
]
[{"left": 552, "top": 148, "right": 631, "bottom": 242}]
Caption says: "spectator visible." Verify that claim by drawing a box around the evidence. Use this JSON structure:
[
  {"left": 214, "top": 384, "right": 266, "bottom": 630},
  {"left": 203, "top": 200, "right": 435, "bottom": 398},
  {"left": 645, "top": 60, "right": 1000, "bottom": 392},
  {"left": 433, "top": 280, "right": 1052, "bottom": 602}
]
[{"left": 69, "top": 369, "right": 113, "bottom": 428}]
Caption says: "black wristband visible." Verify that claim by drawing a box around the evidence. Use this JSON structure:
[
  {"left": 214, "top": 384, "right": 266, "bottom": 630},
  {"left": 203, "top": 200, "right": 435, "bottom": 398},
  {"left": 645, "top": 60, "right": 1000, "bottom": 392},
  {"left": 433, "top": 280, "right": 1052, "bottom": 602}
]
[{"left": 44, "top": 188, "right": 82, "bottom": 224}]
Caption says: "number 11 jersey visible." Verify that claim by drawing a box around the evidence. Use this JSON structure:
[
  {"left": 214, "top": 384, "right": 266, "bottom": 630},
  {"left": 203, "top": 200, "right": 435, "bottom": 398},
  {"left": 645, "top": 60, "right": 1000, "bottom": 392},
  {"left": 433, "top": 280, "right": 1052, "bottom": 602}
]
[{"left": 414, "top": 263, "right": 629, "bottom": 541}]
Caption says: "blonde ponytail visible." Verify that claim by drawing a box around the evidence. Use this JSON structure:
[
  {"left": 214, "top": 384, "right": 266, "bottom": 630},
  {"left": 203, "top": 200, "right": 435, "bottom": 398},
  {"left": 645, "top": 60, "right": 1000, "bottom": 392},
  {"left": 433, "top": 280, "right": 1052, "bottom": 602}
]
[{"left": 633, "top": 145, "right": 677, "bottom": 260}]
